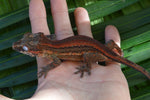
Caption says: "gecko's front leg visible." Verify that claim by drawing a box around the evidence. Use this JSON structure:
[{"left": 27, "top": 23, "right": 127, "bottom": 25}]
[{"left": 38, "top": 54, "right": 62, "bottom": 78}]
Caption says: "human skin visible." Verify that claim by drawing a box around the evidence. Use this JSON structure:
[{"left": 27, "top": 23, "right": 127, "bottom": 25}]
[{"left": 0, "top": 0, "right": 131, "bottom": 100}]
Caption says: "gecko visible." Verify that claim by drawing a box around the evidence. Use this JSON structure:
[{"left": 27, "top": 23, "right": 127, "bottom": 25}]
[{"left": 12, "top": 32, "right": 150, "bottom": 79}]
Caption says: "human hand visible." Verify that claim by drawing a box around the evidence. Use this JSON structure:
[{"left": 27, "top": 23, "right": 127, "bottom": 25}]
[{"left": 28, "top": 0, "right": 131, "bottom": 100}]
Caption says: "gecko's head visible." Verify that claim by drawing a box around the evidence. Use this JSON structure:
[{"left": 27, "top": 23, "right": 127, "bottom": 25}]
[{"left": 12, "top": 32, "right": 44, "bottom": 57}]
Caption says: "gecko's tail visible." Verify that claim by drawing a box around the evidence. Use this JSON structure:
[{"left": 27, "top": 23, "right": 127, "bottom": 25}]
[{"left": 114, "top": 56, "right": 150, "bottom": 80}]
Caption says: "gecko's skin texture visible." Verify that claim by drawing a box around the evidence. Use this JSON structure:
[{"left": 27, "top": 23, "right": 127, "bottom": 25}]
[{"left": 12, "top": 32, "right": 150, "bottom": 79}]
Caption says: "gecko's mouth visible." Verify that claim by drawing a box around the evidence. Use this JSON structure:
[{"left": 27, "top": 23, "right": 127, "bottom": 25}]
[
  {"left": 12, "top": 45, "right": 20, "bottom": 52},
  {"left": 12, "top": 42, "right": 22, "bottom": 52},
  {"left": 12, "top": 42, "right": 37, "bottom": 57},
  {"left": 12, "top": 40, "right": 22, "bottom": 50},
  {"left": 19, "top": 51, "right": 36, "bottom": 57}
]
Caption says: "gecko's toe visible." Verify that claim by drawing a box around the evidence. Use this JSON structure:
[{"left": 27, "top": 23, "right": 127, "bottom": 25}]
[
  {"left": 74, "top": 66, "right": 91, "bottom": 78},
  {"left": 38, "top": 72, "right": 43, "bottom": 78},
  {"left": 38, "top": 67, "right": 49, "bottom": 78}
]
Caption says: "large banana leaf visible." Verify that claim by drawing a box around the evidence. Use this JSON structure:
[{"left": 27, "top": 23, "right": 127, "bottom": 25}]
[{"left": 0, "top": 0, "right": 150, "bottom": 99}]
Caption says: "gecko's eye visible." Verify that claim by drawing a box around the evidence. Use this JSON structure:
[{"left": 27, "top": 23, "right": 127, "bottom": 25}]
[{"left": 23, "top": 46, "right": 28, "bottom": 51}]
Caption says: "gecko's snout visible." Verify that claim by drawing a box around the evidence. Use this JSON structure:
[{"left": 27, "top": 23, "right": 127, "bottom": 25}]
[
  {"left": 12, "top": 42, "right": 17, "bottom": 50},
  {"left": 12, "top": 40, "right": 22, "bottom": 51}
]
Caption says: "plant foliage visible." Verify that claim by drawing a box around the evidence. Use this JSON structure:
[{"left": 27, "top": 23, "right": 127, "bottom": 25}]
[{"left": 0, "top": 0, "right": 150, "bottom": 99}]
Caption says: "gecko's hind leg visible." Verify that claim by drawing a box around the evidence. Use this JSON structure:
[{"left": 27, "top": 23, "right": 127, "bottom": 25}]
[
  {"left": 74, "top": 64, "right": 91, "bottom": 78},
  {"left": 74, "top": 53, "right": 107, "bottom": 77},
  {"left": 105, "top": 40, "right": 123, "bottom": 56},
  {"left": 105, "top": 40, "right": 123, "bottom": 64}
]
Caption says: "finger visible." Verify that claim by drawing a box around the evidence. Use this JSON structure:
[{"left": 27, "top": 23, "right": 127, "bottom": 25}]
[
  {"left": 105, "top": 25, "right": 120, "bottom": 47},
  {"left": 74, "top": 7, "right": 93, "bottom": 38},
  {"left": 29, "top": 0, "right": 50, "bottom": 76},
  {"left": 105, "top": 25, "right": 121, "bottom": 65},
  {"left": 51, "top": 0, "right": 73, "bottom": 40},
  {"left": 29, "top": 0, "right": 50, "bottom": 35}
]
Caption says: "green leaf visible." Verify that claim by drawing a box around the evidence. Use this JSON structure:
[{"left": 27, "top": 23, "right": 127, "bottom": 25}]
[
  {"left": 0, "top": 65, "right": 37, "bottom": 87},
  {"left": 122, "top": 2, "right": 142, "bottom": 15},
  {"left": 133, "top": 93, "right": 150, "bottom": 100},
  {"left": 121, "top": 42, "right": 150, "bottom": 68},
  {"left": 92, "top": 7, "right": 150, "bottom": 40},
  {"left": 86, "top": 0, "right": 140, "bottom": 20},
  {"left": 0, "top": 52, "right": 35, "bottom": 71},
  {"left": 123, "top": 59, "right": 150, "bottom": 86},
  {"left": 0, "top": 7, "right": 28, "bottom": 29},
  {"left": 0, "top": 0, "right": 150, "bottom": 99},
  {"left": 0, "top": 25, "right": 30, "bottom": 50},
  {"left": 121, "top": 24, "right": 150, "bottom": 40},
  {"left": 11, "top": 81, "right": 37, "bottom": 99},
  {"left": 9, "top": 0, "right": 29, "bottom": 10},
  {"left": 121, "top": 30, "right": 150, "bottom": 50},
  {"left": 0, "top": 0, "right": 12, "bottom": 15},
  {"left": 123, "top": 41, "right": 150, "bottom": 57}
]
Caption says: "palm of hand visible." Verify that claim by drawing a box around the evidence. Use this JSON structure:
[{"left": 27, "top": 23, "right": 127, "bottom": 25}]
[
  {"left": 29, "top": 0, "right": 130, "bottom": 100},
  {"left": 33, "top": 59, "right": 129, "bottom": 100}
]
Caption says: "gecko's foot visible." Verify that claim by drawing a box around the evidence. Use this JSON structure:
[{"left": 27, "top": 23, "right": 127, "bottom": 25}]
[
  {"left": 74, "top": 66, "right": 91, "bottom": 78},
  {"left": 106, "top": 40, "right": 123, "bottom": 57},
  {"left": 38, "top": 66, "right": 49, "bottom": 78}
]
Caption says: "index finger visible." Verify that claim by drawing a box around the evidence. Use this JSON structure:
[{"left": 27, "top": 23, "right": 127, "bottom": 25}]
[
  {"left": 29, "top": 0, "right": 50, "bottom": 35},
  {"left": 29, "top": 0, "right": 51, "bottom": 82},
  {"left": 50, "top": 0, "right": 74, "bottom": 40}
]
